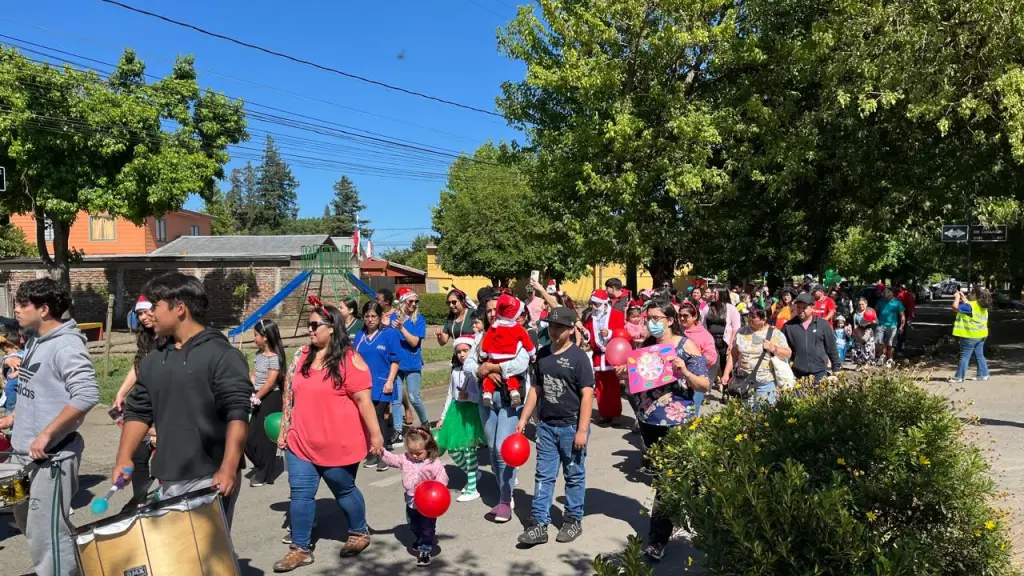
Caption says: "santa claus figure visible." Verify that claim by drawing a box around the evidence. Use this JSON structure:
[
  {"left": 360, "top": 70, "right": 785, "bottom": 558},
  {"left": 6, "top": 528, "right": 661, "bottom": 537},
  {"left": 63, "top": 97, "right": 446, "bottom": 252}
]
[
  {"left": 584, "top": 289, "right": 626, "bottom": 422},
  {"left": 478, "top": 293, "right": 536, "bottom": 407}
]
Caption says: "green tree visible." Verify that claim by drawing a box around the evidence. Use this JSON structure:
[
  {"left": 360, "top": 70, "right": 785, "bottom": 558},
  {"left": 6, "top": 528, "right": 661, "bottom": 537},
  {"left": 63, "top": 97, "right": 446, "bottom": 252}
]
[
  {"left": 224, "top": 162, "right": 258, "bottom": 232},
  {"left": 0, "top": 223, "right": 36, "bottom": 258},
  {"left": 379, "top": 233, "right": 434, "bottom": 272},
  {"left": 280, "top": 217, "right": 330, "bottom": 235},
  {"left": 325, "top": 175, "right": 372, "bottom": 238},
  {"left": 432, "top": 142, "right": 587, "bottom": 286},
  {"left": 247, "top": 135, "right": 298, "bottom": 233},
  {"left": 0, "top": 47, "right": 247, "bottom": 291},
  {"left": 202, "top": 188, "right": 238, "bottom": 236}
]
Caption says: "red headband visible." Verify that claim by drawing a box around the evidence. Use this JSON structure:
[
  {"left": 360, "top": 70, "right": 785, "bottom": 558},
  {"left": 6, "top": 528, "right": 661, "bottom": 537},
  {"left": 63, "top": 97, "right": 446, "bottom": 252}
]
[{"left": 307, "top": 295, "right": 324, "bottom": 308}]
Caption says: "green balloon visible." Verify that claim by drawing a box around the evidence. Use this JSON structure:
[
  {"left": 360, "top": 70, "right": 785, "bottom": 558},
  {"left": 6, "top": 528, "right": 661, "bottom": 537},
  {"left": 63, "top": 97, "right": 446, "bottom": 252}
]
[{"left": 264, "top": 412, "right": 283, "bottom": 442}]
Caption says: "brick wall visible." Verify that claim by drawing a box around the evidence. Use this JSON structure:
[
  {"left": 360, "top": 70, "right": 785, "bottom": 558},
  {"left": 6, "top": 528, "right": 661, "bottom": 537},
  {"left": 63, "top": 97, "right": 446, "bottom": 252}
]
[{"left": 0, "top": 259, "right": 359, "bottom": 327}]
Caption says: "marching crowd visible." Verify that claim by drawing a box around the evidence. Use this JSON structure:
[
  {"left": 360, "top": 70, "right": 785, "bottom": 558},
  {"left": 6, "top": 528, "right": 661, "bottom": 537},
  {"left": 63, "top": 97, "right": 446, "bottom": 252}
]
[{"left": 0, "top": 270, "right": 994, "bottom": 574}]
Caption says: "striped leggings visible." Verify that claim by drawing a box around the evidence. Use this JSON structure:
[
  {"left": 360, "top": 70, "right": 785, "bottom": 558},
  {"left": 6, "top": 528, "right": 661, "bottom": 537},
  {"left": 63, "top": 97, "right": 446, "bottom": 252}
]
[{"left": 449, "top": 448, "right": 478, "bottom": 495}]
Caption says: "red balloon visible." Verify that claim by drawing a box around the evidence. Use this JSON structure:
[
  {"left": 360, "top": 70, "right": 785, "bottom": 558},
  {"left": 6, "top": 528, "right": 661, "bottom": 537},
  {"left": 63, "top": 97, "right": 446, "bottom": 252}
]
[
  {"left": 611, "top": 328, "right": 631, "bottom": 342},
  {"left": 605, "top": 337, "right": 632, "bottom": 366},
  {"left": 414, "top": 480, "right": 451, "bottom": 519},
  {"left": 501, "top": 433, "right": 531, "bottom": 468}
]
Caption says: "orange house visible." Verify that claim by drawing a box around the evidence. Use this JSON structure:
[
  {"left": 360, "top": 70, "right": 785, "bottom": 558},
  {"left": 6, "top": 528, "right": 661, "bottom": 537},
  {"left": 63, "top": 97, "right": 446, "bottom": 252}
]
[{"left": 9, "top": 209, "right": 213, "bottom": 255}]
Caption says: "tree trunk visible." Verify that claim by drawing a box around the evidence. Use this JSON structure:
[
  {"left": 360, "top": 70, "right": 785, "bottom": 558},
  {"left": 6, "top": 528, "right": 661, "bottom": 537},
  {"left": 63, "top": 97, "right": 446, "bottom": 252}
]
[
  {"left": 34, "top": 208, "right": 74, "bottom": 316},
  {"left": 647, "top": 245, "right": 678, "bottom": 288},
  {"left": 626, "top": 260, "right": 638, "bottom": 295}
]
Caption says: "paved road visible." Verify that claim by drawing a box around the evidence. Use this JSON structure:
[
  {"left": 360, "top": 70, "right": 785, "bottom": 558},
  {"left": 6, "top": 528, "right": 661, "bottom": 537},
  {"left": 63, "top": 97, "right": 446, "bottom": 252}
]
[{"left": 0, "top": 390, "right": 694, "bottom": 575}]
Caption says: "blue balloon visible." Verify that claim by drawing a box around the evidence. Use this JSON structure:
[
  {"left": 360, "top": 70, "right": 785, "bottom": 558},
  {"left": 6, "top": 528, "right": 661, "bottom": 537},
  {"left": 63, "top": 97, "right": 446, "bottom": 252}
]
[{"left": 127, "top": 310, "right": 140, "bottom": 331}]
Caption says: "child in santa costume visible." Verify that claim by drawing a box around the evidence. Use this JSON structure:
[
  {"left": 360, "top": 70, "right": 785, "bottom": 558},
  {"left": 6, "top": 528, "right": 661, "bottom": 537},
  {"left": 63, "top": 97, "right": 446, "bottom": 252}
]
[
  {"left": 478, "top": 293, "right": 536, "bottom": 407},
  {"left": 584, "top": 289, "right": 626, "bottom": 422}
]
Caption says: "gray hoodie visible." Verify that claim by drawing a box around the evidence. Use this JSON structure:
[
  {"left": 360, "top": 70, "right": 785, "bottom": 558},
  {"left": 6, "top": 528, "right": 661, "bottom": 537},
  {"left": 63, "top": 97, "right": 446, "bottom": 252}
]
[{"left": 11, "top": 319, "right": 99, "bottom": 453}]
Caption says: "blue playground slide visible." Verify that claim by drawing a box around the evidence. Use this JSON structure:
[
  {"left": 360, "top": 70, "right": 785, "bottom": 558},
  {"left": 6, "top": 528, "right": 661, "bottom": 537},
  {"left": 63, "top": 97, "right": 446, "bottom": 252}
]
[
  {"left": 228, "top": 269, "right": 312, "bottom": 339},
  {"left": 346, "top": 272, "right": 376, "bottom": 298}
]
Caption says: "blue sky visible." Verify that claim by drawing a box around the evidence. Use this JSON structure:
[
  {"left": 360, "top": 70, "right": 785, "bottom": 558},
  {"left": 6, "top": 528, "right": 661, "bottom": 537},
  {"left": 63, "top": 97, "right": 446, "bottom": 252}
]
[{"left": 2, "top": 0, "right": 524, "bottom": 250}]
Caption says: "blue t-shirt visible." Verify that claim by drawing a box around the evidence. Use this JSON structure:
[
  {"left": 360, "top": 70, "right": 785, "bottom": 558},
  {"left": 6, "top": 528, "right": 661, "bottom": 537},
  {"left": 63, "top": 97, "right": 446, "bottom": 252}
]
[
  {"left": 354, "top": 328, "right": 401, "bottom": 402},
  {"left": 397, "top": 315, "right": 427, "bottom": 371},
  {"left": 875, "top": 298, "right": 905, "bottom": 328},
  {"left": 834, "top": 328, "right": 848, "bottom": 349}
]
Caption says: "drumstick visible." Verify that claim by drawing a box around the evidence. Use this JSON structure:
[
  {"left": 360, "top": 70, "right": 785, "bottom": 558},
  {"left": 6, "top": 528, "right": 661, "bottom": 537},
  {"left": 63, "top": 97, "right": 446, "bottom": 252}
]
[{"left": 89, "top": 466, "right": 133, "bottom": 515}]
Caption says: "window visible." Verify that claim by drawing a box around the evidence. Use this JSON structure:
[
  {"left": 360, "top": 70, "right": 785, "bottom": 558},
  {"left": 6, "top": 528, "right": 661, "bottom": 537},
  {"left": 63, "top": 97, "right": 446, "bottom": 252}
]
[
  {"left": 190, "top": 224, "right": 200, "bottom": 236},
  {"left": 88, "top": 215, "right": 116, "bottom": 241},
  {"left": 156, "top": 218, "right": 167, "bottom": 242},
  {"left": 43, "top": 217, "right": 54, "bottom": 242}
]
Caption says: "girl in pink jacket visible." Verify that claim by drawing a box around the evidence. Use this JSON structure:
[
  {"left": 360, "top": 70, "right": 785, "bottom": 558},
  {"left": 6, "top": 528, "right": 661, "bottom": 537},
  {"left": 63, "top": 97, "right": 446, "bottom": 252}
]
[{"left": 379, "top": 427, "right": 449, "bottom": 567}]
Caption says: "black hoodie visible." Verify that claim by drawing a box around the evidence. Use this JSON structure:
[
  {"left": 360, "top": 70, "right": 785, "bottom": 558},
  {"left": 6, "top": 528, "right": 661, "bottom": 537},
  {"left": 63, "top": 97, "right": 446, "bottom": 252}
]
[{"left": 125, "top": 328, "right": 252, "bottom": 482}]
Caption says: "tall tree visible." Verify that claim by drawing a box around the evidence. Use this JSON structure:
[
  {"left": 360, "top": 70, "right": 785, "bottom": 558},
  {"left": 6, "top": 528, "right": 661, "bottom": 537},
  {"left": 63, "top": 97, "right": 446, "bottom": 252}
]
[
  {"left": 432, "top": 142, "right": 588, "bottom": 286},
  {"left": 247, "top": 135, "right": 298, "bottom": 233},
  {"left": 0, "top": 48, "right": 247, "bottom": 291},
  {"left": 224, "top": 162, "right": 258, "bottom": 231},
  {"left": 325, "top": 175, "right": 372, "bottom": 238},
  {"left": 202, "top": 188, "right": 238, "bottom": 236}
]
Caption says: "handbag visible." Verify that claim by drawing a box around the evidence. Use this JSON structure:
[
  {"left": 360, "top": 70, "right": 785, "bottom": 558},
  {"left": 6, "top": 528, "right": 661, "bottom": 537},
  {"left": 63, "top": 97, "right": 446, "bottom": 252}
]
[{"left": 728, "top": 327, "right": 775, "bottom": 398}]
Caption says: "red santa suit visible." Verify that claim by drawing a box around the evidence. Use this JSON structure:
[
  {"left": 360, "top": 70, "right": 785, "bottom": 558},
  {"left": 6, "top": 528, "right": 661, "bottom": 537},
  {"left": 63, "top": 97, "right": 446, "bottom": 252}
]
[
  {"left": 584, "top": 289, "right": 625, "bottom": 419},
  {"left": 479, "top": 293, "right": 536, "bottom": 406}
]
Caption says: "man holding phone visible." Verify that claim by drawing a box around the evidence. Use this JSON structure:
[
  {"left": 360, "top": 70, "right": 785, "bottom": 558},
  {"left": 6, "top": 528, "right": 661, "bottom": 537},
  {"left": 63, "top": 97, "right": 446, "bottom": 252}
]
[{"left": 525, "top": 271, "right": 546, "bottom": 329}]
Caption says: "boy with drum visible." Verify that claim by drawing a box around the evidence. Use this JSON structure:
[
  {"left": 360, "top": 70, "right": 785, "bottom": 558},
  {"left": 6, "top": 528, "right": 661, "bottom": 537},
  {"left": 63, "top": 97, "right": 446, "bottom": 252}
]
[
  {"left": 111, "top": 272, "right": 252, "bottom": 524},
  {"left": 0, "top": 278, "right": 100, "bottom": 576}
]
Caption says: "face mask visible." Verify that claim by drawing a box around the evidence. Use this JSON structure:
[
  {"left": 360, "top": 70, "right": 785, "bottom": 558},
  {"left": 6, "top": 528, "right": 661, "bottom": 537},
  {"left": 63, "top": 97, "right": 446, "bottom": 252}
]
[{"left": 647, "top": 319, "right": 665, "bottom": 338}]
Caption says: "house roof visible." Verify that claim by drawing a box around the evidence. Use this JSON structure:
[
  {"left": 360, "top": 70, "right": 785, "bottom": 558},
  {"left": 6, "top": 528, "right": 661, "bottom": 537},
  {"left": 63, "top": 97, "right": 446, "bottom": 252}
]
[
  {"left": 151, "top": 235, "right": 333, "bottom": 257},
  {"left": 360, "top": 257, "right": 426, "bottom": 277},
  {"left": 174, "top": 208, "right": 214, "bottom": 221}
]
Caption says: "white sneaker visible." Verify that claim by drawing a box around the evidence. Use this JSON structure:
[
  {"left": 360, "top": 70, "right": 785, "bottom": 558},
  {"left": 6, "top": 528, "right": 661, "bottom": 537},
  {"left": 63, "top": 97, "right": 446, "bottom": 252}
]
[
  {"left": 509, "top": 390, "right": 521, "bottom": 407},
  {"left": 970, "top": 375, "right": 991, "bottom": 381},
  {"left": 457, "top": 491, "right": 480, "bottom": 503},
  {"left": 482, "top": 392, "right": 493, "bottom": 407}
]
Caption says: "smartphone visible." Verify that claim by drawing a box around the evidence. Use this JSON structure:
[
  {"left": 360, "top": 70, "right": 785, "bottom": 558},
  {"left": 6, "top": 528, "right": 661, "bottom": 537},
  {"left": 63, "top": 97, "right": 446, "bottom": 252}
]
[
  {"left": 530, "top": 270, "right": 540, "bottom": 283},
  {"left": 108, "top": 406, "right": 124, "bottom": 421}
]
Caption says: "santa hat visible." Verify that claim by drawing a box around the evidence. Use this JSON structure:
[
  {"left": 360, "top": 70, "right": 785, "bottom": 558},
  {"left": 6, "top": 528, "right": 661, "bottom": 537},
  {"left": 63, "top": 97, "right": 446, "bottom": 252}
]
[
  {"left": 396, "top": 287, "right": 418, "bottom": 303},
  {"left": 453, "top": 336, "right": 475, "bottom": 350},
  {"left": 494, "top": 293, "right": 523, "bottom": 327},
  {"left": 546, "top": 280, "right": 557, "bottom": 295},
  {"left": 590, "top": 289, "right": 609, "bottom": 305},
  {"left": 134, "top": 295, "right": 152, "bottom": 312}
]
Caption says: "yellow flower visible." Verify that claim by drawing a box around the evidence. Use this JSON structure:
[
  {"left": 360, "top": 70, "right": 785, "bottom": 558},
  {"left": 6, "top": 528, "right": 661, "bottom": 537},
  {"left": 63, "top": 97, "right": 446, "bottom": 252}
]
[
  {"left": 837, "top": 457, "right": 846, "bottom": 466},
  {"left": 794, "top": 383, "right": 802, "bottom": 390},
  {"left": 699, "top": 451, "right": 707, "bottom": 457},
  {"left": 754, "top": 446, "right": 761, "bottom": 453},
  {"left": 786, "top": 417, "right": 797, "bottom": 425},
  {"left": 734, "top": 434, "right": 746, "bottom": 442},
  {"left": 711, "top": 414, "right": 721, "bottom": 423},
  {"left": 985, "top": 521, "right": 996, "bottom": 530},
  {"left": 918, "top": 455, "right": 931, "bottom": 466},
  {"left": 687, "top": 556, "right": 694, "bottom": 567},
  {"left": 866, "top": 511, "right": 877, "bottom": 522},
  {"left": 974, "top": 530, "right": 982, "bottom": 537},
  {"left": 688, "top": 418, "right": 701, "bottom": 430}
]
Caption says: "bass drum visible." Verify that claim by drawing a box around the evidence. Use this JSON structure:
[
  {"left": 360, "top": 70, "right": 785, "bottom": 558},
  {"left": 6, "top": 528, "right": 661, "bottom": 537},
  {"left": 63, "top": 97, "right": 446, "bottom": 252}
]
[{"left": 74, "top": 487, "right": 240, "bottom": 576}]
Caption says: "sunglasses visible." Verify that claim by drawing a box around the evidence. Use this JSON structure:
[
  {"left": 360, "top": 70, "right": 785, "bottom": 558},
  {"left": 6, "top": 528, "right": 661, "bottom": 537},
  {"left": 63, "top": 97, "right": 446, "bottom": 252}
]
[
  {"left": 406, "top": 300, "right": 420, "bottom": 305},
  {"left": 308, "top": 321, "right": 330, "bottom": 331}
]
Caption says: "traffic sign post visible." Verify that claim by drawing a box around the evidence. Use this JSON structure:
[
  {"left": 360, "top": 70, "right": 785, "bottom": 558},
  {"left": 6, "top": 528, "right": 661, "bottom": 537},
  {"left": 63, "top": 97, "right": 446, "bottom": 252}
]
[
  {"left": 0, "top": 166, "right": 6, "bottom": 193},
  {"left": 942, "top": 222, "right": 1010, "bottom": 287},
  {"left": 970, "top": 225, "right": 1008, "bottom": 242}
]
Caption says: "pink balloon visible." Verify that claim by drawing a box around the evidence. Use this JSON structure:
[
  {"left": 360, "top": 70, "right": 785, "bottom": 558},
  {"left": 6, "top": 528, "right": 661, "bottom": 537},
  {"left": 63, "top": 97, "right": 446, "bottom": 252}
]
[{"left": 605, "top": 337, "right": 632, "bottom": 366}]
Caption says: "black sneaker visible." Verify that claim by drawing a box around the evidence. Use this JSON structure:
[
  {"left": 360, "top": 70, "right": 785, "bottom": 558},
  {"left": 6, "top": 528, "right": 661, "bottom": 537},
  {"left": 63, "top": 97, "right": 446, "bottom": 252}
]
[
  {"left": 363, "top": 455, "right": 379, "bottom": 468},
  {"left": 376, "top": 459, "right": 390, "bottom": 472},
  {"left": 556, "top": 519, "right": 582, "bottom": 543},
  {"left": 416, "top": 550, "right": 431, "bottom": 567},
  {"left": 517, "top": 522, "right": 549, "bottom": 545},
  {"left": 390, "top": 431, "right": 404, "bottom": 449}
]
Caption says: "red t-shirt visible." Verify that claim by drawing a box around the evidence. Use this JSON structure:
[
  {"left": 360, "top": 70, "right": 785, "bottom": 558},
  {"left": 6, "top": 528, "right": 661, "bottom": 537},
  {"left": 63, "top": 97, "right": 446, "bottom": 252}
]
[
  {"left": 287, "top": 349, "right": 373, "bottom": 467},
  {"left": 813, "top": 296, "right": 837, "bottom": 327},
  {"left": 897, "top": 289, "right": 916, "bottom": 320}
]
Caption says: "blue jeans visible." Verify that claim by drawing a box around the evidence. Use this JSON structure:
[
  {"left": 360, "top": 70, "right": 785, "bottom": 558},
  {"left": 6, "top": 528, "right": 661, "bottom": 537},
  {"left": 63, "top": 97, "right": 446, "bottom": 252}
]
[
  {"left": 479, "top": 390, "right": 521, "bottom": 504},
  {"left": 397, "top": 370, "right": 428, "bottom": 425},
  {"left": 747, "top": 381, "right": 777, "bottom": 408},
  {"left": 531, "top": 422, "right": 587, "bottom": 525},
  {"left": 286, "top": 450, "right": 367, "bottom": 549},
  {"left": 956, "top": 337, "right": 989, "bottom": 380},
  {"left": 4, "top": 378, "right": 17, "bottom": 412},
  {"left": 406, "top": 506, "right": 436, "bottom": 553}
]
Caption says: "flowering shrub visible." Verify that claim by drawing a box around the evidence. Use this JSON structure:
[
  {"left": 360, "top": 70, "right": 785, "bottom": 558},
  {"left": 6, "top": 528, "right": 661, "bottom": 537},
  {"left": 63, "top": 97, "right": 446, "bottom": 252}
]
[{"left": 644, "top": 373, "right": 1016, "bottom": 575}]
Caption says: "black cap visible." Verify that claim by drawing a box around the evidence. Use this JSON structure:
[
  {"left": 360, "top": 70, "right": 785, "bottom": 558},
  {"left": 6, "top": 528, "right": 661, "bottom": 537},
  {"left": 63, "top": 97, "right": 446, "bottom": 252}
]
[
  {"left": 795, "top": 292, "right": 814, "bottom": 305},
  {"left": 812, "top": 284, "right": 826, "bottom": 294},
  {"left": 605, "top": 278, "right": 623, "bottom": 289},
  {"left": 547, "top": 307, "right": 577, "bottom": 327}
]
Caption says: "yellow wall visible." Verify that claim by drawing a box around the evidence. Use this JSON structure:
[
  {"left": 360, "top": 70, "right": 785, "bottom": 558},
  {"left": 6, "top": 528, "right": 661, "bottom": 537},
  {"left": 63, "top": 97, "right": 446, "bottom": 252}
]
[{"left": 425, "top": 246, "right": 690, "bottom": 303}]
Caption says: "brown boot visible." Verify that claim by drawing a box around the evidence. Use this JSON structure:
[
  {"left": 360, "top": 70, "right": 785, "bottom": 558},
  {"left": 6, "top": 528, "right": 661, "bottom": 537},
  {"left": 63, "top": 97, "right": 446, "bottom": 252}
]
[
  {"left": 273, "top": 546, "right": 314, "bottom": 572},
  {"left": 339, "top": 531, "right": 371, "bottom": 557}
]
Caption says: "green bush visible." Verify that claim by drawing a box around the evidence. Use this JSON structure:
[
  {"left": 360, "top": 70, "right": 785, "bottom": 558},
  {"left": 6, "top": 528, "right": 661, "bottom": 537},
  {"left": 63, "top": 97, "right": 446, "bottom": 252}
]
[
  {"left": 646, "top": 373, "right": 1016, "bottom": 575},
  {"left": 419, "top": 293, "right": 450, "bottom": 325}
]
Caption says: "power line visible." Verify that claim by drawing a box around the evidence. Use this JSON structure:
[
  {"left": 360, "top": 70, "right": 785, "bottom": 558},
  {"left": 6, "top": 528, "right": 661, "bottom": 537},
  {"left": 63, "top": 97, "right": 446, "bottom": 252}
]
[
  {"left": 97, "top": 0, "right": 503, "bottom": 117},
  {"left": 0, "top": 16, "right": 486, "bottom": 143}
]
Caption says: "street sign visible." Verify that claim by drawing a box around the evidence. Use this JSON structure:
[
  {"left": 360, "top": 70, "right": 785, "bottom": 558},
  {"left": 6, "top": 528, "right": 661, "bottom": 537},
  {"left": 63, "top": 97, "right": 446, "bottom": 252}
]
[
  {"left": 0, "top": 166, "right": 6, "bottom": 193},
  {"left": 942, "top": 224, "right": 968, "bottom": 242},
  {"left": 970, "top": 225, "right": 1008, "bottom": 242}
]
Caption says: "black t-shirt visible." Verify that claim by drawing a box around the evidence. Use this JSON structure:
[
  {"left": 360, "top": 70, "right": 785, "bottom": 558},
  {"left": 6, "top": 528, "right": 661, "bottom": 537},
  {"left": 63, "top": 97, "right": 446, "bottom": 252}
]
[{"left": 534, "top": 343, "right": 595, "bottom": 426}]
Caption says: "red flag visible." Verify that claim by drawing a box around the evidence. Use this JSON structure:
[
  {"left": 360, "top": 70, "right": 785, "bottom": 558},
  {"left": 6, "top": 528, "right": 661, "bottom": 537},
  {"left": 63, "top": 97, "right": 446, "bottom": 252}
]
[{"left": 352, "top": 229, "right": 360, "bottom": 257}]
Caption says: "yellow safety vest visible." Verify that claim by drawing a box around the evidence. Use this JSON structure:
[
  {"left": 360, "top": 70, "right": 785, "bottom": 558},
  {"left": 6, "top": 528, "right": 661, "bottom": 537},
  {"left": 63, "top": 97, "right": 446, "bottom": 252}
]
[{"left": 953, "top": 300, "right": 989, "bottom": 339}]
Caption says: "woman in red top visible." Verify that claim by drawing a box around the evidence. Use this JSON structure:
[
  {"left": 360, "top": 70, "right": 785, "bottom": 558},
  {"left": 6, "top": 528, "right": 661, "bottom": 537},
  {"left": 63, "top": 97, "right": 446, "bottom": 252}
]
[{"left": 274, "top": 304, "right": 385, "bottom": 572}]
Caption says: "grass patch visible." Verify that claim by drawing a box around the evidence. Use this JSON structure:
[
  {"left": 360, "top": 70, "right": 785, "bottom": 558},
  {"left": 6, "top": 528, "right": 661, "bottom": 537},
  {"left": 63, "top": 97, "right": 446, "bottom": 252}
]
[
  {"left": 92, "top": 348, "right": 450, "bottom": 405},
  {"left": 422, "top": 347, "right": 454, "bottom": 364}
]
